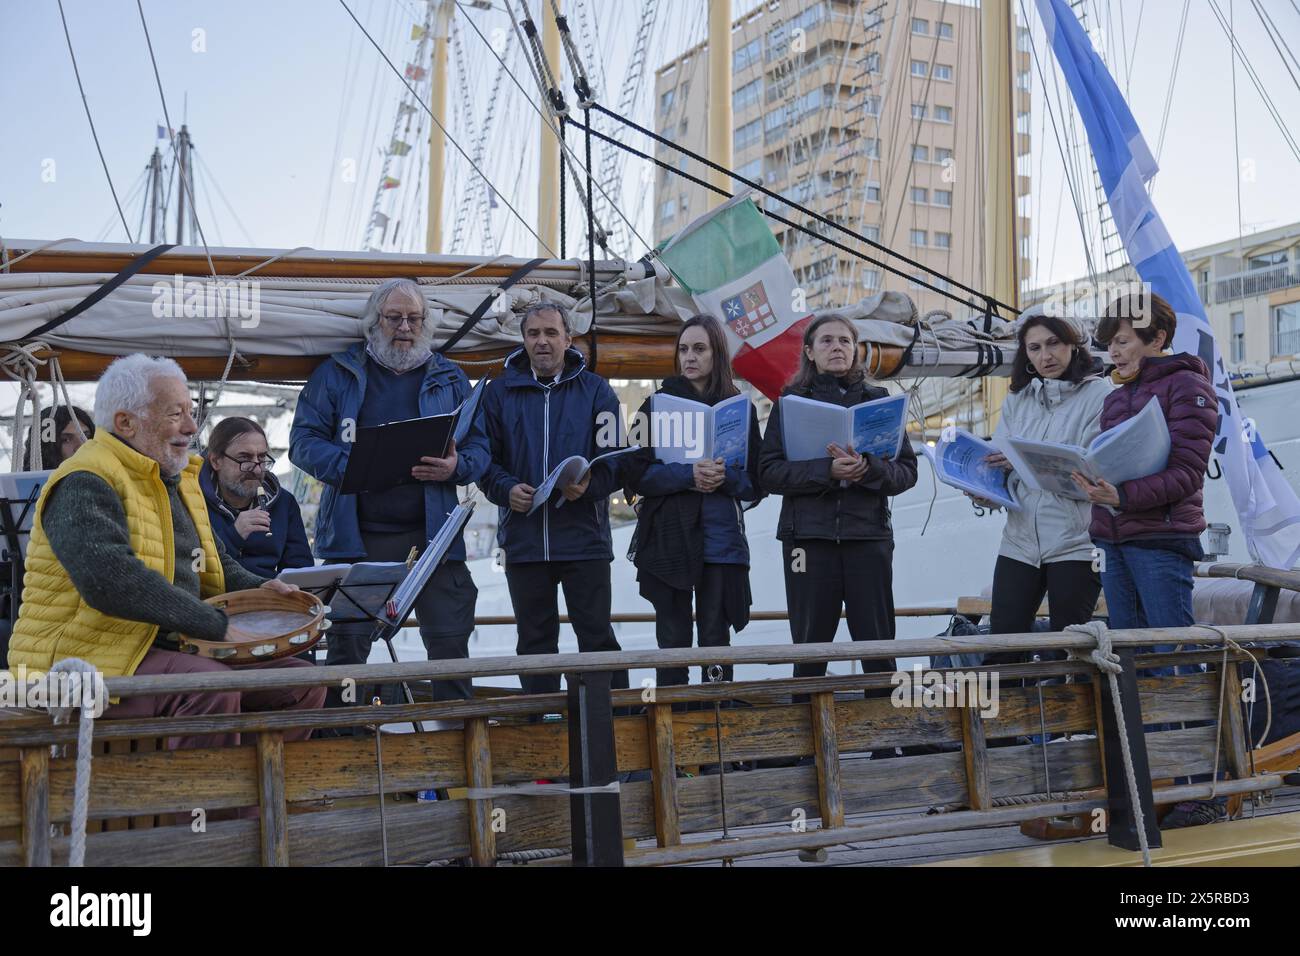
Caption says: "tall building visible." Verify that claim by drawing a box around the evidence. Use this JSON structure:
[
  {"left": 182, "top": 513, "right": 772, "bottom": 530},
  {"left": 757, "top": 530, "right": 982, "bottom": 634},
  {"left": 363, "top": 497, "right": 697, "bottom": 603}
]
[{"left": 653, "top": 0, "right": 1033, "bottom": 316}]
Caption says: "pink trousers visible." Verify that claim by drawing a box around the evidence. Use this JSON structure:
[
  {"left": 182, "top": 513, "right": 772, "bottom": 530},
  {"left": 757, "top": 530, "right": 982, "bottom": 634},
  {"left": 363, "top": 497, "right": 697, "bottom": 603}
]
[{"left": 104, "top": 648, "right": 328, "bottom": 749}]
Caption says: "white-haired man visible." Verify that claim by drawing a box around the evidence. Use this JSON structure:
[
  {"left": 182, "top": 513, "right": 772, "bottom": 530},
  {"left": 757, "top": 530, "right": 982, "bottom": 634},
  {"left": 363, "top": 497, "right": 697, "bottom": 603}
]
[
  {"left": 290, "top": 278, "right": 489, "bottom": 705},
  {"left": 8, "top": 354, "right": 326, "bottom": 749}
]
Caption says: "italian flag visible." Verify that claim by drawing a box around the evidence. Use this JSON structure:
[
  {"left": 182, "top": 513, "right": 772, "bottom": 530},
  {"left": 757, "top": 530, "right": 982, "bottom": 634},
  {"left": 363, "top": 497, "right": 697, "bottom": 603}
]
[{"left": 658, "top": 193, "right": 813, "bottom": 400}]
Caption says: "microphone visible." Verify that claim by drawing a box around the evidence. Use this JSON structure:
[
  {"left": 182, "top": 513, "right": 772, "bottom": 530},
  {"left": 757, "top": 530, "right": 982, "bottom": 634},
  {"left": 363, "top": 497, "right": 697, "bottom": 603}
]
[{"left": 256, "top": 486, "right": 273, "bottom": 537}]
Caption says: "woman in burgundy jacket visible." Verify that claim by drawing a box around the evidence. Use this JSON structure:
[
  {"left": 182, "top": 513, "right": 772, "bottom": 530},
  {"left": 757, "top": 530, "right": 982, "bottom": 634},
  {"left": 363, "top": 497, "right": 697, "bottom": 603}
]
[
  {"left": 1071, "top": 292, "right": 1220, "bottom": 829},
  {"left": 1072, "top": 293, "right": 1216, "bottom": 635}
]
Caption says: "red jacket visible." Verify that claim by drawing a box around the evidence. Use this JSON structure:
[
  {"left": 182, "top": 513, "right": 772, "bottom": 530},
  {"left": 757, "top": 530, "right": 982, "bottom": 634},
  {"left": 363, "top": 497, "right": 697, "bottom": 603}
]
[{"left": 1089, "top": 353, "right": 1217, "bottom": 543}]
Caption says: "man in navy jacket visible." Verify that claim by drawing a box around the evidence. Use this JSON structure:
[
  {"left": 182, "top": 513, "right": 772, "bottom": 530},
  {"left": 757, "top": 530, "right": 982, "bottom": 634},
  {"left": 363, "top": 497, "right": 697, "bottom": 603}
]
[
  {"left": 289, "top": 278, "right": 490, "bottom": 702},
  {"left": 200, "top": 416, "right": 314, "bottom": 578},
  {"left": 480, "top": 303, "right": 628, "bottom": 695}
]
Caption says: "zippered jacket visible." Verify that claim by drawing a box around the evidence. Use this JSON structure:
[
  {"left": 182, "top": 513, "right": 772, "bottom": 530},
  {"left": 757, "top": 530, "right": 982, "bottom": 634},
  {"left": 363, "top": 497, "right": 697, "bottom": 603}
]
[
  {"left": 993, "top": 376, "right": 1111, "bottom": 566},
  {"left": 758, "top": 372, "right": 918, "bottom": 542},
  {"left": 480, "top": 347, "right": 623, "bottom": 564},
  {"left": 288, "top": 342, "right": 490, "bottom": 561},
  {"left": 623, "top": 376, "right": 764, "bottom": 571},
  {"left": 1089, "top": 353, "right": 1216, "bottom": 543},
  {"left": 199, "top": 464, "right": 315, "bottom": 577}
]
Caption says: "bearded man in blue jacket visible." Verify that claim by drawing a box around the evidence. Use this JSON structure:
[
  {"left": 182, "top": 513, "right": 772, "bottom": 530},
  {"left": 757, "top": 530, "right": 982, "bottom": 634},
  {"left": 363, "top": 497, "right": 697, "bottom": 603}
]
[
  {"left": 289, "top": 278, "right": 489, "bottom": 702},
  {"left": 480, "top": 302, "right": 629, "bottom": 695}
]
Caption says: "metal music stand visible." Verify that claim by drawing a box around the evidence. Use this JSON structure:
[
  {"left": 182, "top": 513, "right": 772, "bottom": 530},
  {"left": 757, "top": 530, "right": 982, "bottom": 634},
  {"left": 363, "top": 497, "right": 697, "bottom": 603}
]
[{"left": 306, "top": 502, "right": 476, "bottom": 732}]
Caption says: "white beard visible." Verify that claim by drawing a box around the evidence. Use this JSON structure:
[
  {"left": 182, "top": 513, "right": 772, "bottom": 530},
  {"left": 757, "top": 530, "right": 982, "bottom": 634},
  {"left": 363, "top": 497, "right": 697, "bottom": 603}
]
[{"left": 367, "top": 325, "right": 434, "bottom": 372}]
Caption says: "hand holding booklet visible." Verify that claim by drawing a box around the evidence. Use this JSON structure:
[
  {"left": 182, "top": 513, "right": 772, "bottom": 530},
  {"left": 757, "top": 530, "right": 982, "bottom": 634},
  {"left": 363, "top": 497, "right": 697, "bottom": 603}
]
[
  {"left": 528, "top": 446, "right": 641, "bottom": 514},
  {"left": 1003, "top": 396, "right": 1171, "bottom": 501},
  {"left": 779, "top": 392, "right": 909, "bottom": 461},
  {"left": 922, "top": 429, "right": 1020, "bottom": 510}
]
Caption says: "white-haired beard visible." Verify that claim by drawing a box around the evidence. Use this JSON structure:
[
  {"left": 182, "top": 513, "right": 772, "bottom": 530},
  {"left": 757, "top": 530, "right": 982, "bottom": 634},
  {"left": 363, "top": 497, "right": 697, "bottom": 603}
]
[{"left": 366, "top": 320, "right": 436, "bottom": 372}]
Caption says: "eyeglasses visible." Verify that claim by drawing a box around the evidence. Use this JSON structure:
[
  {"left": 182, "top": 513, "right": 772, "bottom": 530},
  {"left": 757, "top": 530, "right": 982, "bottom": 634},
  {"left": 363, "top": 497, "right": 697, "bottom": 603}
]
[
  {"left": 380, "top": 313, "right": 424, "bottom": 329},
  {"left": 221, "top": 452, "right": 276, "bottom": 473}
]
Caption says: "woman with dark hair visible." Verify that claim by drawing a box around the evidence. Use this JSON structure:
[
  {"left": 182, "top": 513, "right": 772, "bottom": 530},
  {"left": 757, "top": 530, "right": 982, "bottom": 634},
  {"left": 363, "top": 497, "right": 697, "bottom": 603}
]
[
  {"left": 622, "top": 315, "right": 763, "bottom": 688},
  {"left": 200, "top": 416, "right": 313, "bottom": 577},
  {"left": 23, "top": 405, "right": 94, "bottom": 469},
  {"left": 758, "top": 315, "right": 918, "bottom": 683},
  {"left": 978, "top": 306, "right": 1112, "bottom": 645}
]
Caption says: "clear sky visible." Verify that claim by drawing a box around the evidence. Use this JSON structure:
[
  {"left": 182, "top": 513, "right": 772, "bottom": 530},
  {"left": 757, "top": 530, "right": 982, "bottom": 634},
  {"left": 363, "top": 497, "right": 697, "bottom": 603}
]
[{"left": 2, "top": 0, "right": 1298, "bottom": 290}]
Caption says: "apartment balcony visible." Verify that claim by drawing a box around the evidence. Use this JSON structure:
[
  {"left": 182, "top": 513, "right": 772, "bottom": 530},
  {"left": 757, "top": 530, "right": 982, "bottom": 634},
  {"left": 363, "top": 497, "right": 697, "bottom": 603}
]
[{"left": 1214, "top": 264, "right": 1300, "bottom": 304}]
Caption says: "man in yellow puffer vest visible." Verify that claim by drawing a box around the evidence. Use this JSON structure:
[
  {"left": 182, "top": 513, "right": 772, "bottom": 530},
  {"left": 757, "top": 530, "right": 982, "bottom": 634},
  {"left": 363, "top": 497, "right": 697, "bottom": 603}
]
[{"left": 8, "top": 355, "right": 325, "bottom": 748}]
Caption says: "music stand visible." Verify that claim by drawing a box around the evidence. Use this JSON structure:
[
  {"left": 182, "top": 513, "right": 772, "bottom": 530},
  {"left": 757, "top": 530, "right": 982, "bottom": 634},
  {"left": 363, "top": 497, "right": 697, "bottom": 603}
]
[
  {"left": 300, "top": 502, "right": 476, "bottom": 732},
  {"left": 0, "top": 471, "right": 53, "bottom": 620}
]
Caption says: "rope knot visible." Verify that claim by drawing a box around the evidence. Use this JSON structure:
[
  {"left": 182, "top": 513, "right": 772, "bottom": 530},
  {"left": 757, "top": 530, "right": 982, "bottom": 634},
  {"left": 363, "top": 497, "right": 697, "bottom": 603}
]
[{"left": 1065, "top": 620, "right": 1123, "bottom": 675}]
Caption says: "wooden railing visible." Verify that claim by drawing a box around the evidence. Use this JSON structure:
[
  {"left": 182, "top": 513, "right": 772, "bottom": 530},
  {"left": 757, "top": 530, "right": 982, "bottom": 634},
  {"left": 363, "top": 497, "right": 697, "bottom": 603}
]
[{"left": 3, "top": 623, "right": 1296, "bottom": 868}]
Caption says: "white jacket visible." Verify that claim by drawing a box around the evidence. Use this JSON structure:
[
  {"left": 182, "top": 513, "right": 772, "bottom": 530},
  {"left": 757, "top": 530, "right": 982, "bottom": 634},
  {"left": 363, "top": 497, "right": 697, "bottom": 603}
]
[{"left": 993, "top": 376, "right": 1112, "bottom": 567}]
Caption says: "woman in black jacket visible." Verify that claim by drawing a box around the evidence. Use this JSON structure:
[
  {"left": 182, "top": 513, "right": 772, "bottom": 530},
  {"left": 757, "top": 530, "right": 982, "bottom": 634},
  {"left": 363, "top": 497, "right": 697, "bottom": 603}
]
[
  {"left": 624, "top": 315, "right": 763, "bottom": 689},
  {"left": 758, "top": 315, "right": 918, "bottom": 681}
]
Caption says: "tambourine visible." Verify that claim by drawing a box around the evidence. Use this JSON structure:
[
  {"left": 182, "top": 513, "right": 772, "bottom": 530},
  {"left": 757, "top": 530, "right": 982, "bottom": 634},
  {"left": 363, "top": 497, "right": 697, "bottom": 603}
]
[{"left": 178, "top": 589, "right": 330, "bottom": 665}]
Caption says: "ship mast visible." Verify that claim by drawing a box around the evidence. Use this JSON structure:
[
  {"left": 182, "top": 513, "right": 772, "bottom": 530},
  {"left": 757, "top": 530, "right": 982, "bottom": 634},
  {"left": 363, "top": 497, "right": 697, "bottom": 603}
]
[
  {"left": 537, "top": 2, "right": 562, "bottom": 255},
  {"left": 706, "top": 0, "right": 733, "bottom": 210},
  {"left": 427, "top": 0, "right": 453, "bottom": 253},
  {"left": 980, "top": 0, "right": 1020, "bottom": 431}
]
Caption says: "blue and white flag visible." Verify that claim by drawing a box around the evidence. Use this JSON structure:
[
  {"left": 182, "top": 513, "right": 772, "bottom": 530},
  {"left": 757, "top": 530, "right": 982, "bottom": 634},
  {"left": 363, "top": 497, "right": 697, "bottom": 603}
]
[{"left": 1036, "top": 0, "right": 1300, "bottom": 568}]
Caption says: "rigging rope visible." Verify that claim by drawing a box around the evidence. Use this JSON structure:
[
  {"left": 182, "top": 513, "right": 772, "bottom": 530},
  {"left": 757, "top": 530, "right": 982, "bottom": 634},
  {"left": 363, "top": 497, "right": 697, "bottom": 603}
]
[
  {"left": 57, "top": 0, "right": 134, "bottom": 244},
  {"left": 1207, "top": 0, "right": 1300, "bottom": 164},
  {"left": 136, "top": 0, "right": 218, "bottom": 279},
  {"left": 338, "top": 0, "right": 556, "bottom": 257},
  {"left": 577, "top": 108, "right": 1016, "bottom": 320},
  {"left": 454, "top": 2, "right": 643, "bottom": 254},
  {"left": 549, "top": 0, "right": 593, "bottom": 106}
]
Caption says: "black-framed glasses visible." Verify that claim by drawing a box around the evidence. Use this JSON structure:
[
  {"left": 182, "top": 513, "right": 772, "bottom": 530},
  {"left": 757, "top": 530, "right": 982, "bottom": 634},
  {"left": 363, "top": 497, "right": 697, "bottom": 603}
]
[
  {"left": 380, "top": 312, "right": 424, "bottom": 329},
  {"left": 221, "top": 452, "right": 276, "bottom": 473}
]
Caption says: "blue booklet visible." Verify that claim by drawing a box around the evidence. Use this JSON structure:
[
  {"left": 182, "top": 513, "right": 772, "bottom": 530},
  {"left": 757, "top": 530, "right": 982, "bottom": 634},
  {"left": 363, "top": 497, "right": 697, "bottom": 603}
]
[
  {"left": 649, "top": 392, "right": 750, "bottom": 470},
  {"left": 780, "top": 392, "right": 909, "bottom": 461},
  {"left": 923, "top": 429, "right": 1020, "bottom": 510}
]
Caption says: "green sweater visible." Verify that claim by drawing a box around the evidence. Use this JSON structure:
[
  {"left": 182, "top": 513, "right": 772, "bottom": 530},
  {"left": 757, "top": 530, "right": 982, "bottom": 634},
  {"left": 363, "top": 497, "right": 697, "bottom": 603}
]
[{"left": 41, "top": 471, "right": 266, "bottom": 644}]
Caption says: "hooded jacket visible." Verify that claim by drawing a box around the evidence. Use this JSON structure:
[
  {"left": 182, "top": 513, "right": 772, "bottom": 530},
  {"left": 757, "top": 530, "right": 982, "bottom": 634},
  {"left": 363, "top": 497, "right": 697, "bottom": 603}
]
[
  {"left": 199, "top": 463, "right": 314, "bottom": 577},
  {"left": 1089, "top": 353, "right": 1216, "bottom": 543},
  {"left": 993, "top": 375, "right": 1111, "bottom": 566},
  {"left": 622, "top": 376, "right": 765, "bottom": 579},
  {"left": 288, "top": 342, "right": 490, "bottom": 561},
  {"left": 758, "top": 372, "right": 919, "bottom": 542},
  {"left": 479, "top": 347, "right": 623, "bottom": 564}
]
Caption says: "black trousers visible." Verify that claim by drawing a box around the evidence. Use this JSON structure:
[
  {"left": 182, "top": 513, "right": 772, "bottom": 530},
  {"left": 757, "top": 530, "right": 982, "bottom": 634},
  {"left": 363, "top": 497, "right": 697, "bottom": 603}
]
[
  {"left": 644, "top": 564, "right": 740, "bottom": 688},
  {"left": 782, "top": 538, "right": 896, "bottom": 680},
  {"left": 505, "top": 559, "right": 629, "bottom": 696},
  {"left": 985, "top": 555, "right": 1101, "bottom": 669},
  {"left": 325, "top": 528, "right": 478, "bottom": 704}
]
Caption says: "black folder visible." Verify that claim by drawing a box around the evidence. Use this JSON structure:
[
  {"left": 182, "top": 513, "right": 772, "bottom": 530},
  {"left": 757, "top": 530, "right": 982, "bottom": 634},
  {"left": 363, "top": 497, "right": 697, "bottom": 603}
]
[{"left": 339, "top": 410, "right": 458, "bottom": 494}]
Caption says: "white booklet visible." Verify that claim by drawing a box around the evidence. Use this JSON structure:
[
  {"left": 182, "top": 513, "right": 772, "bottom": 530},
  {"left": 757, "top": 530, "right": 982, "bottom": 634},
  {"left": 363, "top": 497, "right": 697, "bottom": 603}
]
[
  {"left": 528, "top": 446, "right": 641, "bottom": 514},
  {"left": 922, "top": 428, "right": 1021, "bottom": 510},
  {"left": 779, "top": 392, "right": 909, "bottom": 461},
  {"left": 1003, "top": 396, "right": 1171, "bottom": 501},
  {"left": 650, "top": 392, "right": 749, "bottom": 469}
]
